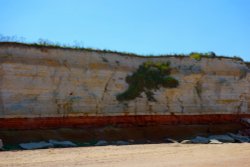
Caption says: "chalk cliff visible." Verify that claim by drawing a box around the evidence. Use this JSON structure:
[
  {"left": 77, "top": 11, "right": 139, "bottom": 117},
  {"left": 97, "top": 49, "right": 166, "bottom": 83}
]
[{"left": 0, "top": 43, "right": 249, "bottom": 129}]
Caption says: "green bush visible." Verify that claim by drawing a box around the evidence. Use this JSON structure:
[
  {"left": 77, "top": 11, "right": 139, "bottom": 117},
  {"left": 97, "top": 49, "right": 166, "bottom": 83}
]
[
  {"left": 162, "top": 76, "right": 179, "bottom": 88},
  {"left": 116, "top": 61, "right": 179, "bottom": 101},
  {"left": 190, "top": 52, "right": 201, "bottom": 61}
]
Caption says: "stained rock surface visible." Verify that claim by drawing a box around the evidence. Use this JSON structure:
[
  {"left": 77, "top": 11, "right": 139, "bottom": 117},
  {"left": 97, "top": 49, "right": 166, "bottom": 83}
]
[{"left": 0, "top": 43, "right": 249, "bottom": 129}]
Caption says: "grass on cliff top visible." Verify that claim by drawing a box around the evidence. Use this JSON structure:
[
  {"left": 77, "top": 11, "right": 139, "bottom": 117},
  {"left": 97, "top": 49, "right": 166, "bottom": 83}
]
[{"left": 0, "top": 36, "right": 244, "bottom": 61}]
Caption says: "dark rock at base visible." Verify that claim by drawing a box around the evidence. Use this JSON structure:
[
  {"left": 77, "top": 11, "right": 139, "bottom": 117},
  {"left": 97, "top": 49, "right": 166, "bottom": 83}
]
[
  {"left": 95, "top": 140, "right": 108, "bottom": 146},
  {"left": 49, "top": 140, "right": 77, "bottom": 147},
  {"left": 209, "top": 135, "right": 235, "bottom": 143},
  {"left": 191, "top": 136, "right": 209, "bottom": 144},
  {"left": 19, "top": 141, "right": 53, "bottom": 150},
  {"left": 116, "top": 140, "right": 130, "bottom": 145},
  {"left": 227, "top": 133, "right": 250, "bottom": 143}
]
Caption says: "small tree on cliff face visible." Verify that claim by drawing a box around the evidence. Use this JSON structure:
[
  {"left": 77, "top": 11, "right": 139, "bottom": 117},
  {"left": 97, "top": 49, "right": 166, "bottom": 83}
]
[{"left": 116, "top": 61, "right": 179, "bottom": 102}]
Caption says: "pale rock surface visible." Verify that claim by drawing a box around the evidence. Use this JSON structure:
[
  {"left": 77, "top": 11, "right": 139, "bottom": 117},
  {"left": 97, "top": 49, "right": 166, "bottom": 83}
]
[
  {"left": 209, "top": 139, "right": 223, "bottom": 144},
  {"left": 164, "top": 138, "right": 179, "bottom": 143},
  {"left": 0, "top": 43, "right": 249, "bottom": 118},
  {"left": 180, "top": 140, "right": 192, "bottom": 144}
]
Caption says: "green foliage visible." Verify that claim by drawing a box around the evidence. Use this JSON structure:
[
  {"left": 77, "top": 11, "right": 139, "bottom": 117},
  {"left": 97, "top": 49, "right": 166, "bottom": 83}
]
[
  {"left": 190, "top": 52, "right": 202, "bottom": 61},
  {"left": 116, "top": 62, "right": 179, "bottom": 101},
  {"left": 162, "top": 76, "right": 179, "bottom": 88},
  {"left": 189, "top": 52, "right": 222, "bottom": 61}
]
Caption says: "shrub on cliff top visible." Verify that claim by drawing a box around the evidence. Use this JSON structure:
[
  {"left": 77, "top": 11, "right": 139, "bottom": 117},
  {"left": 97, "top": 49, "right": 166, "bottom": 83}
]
[
  {"left": 189, "top": 52, "right": 218, "bottom": 61},
  {"left": 190, "top": 52, "right": 202, "bottom": 61},
  {"left": 116, "top": 61, "right": 179, "bottom": 101}
]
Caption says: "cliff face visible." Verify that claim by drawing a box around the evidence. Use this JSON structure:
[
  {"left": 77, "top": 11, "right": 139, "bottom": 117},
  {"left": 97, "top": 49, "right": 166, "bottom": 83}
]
[{"left": 0, "top": 43, "right": 249, "bottom": 120}]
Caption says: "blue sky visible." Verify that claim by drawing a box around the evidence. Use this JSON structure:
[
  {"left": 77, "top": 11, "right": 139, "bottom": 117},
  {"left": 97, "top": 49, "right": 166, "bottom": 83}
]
[{"left": 0, "top": 0, "right": 250, "bottom": 61}]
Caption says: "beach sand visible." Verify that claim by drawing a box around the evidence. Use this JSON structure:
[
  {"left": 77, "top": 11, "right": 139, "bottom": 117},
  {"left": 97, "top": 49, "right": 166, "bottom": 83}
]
[{"left": 0, "top": 143, "right": 250, "bottom": 167}]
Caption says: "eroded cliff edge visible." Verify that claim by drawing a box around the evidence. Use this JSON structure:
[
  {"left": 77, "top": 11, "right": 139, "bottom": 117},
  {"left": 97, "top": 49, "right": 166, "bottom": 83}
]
[{"left": 0, "top": 43, "right": 249, "bottom": 129}]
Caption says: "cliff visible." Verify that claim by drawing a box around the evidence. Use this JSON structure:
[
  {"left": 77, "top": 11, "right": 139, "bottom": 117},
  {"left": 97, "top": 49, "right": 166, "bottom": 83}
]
[{"left": 0, "top": 42, "right": 249, "bottom": 129}]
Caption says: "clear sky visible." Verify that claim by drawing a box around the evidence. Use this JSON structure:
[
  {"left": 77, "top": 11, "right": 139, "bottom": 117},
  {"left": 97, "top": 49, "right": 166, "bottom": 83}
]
[{"left": 0, "top": 0, "right": 250, "bottom": 61}]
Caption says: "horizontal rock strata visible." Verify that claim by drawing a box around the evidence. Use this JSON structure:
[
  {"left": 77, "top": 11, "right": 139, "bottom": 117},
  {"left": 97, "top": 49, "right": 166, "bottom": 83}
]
[{"left": 0, "top": 43, "right": 249, "bottom": 129}]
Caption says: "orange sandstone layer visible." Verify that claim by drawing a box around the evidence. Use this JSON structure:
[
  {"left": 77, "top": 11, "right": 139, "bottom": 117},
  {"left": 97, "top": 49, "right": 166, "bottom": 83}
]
[{"left": 1, "top": 114, "right": 250, "bottom": 130}]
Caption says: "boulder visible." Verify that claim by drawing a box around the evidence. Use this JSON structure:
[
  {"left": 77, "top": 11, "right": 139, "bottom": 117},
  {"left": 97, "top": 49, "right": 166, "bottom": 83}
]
[
  {"left": 209, "top": 135, "right": 235, "bottom": 143},
  {"left": 20, "top": 141, "right": 53, "bottom": 150},
  {"left": 227, "top": 133, "right": 249, "bottom": 143},
  {"left": 116, "top": 141, "right": 130, "bottom": 145},
  {"left": 164, "top": 138, "right": 178, "bottom": 143},
  {"left": 209, "top": 139, "right": 222, "bottom": 144},
  {"left": 95, "top": 140, "right": 108, "bottom": 146},
  {"left": 49, "top": 140, "right": 77, "bottom": 147},
  {"left": 191, "top": 136, "right": 209, "bottom": 144},
  {"left": 180, "top": 140, "right": 192, "bottom": 144}
]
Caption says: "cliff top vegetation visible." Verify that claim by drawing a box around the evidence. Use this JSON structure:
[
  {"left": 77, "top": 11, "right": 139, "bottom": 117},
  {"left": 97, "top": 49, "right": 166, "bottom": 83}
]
[{"left": 0, "top": 39, "right": 244, "bottom": 62}]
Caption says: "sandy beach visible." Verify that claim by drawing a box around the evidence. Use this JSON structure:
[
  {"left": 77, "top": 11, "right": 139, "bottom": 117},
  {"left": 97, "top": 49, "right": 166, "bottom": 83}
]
[{"left": 1, "top": 143, "right": 250, "bottom": 167}]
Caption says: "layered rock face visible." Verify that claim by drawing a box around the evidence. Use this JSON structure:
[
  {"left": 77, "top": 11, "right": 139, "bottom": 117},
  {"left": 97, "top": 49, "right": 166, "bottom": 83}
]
[{"left": 0, "top": 43, "right": 249, "bottom": 129}]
